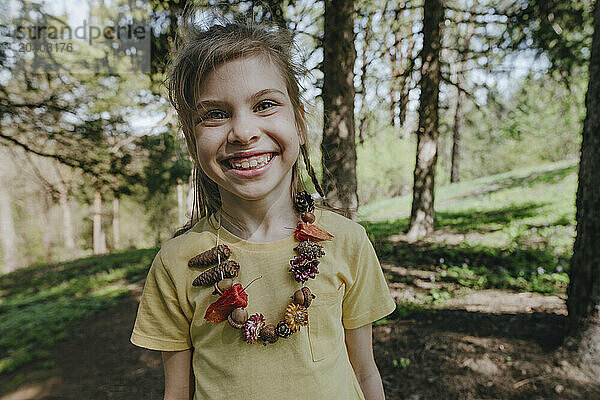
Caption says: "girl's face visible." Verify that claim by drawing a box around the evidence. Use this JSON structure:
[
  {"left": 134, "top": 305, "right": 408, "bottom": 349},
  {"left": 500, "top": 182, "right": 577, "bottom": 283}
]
[{"left": 193, "top": 56, "right": 304, "bottom": 205}]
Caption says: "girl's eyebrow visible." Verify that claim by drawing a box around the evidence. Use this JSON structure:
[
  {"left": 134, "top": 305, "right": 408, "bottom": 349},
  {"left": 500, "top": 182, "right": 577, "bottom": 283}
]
[
  {"left": 196, "top": 88, "right": 286, "bottom": 109},
  {"left": 249, "top": 88, "right": 286, "bottom": 102},
  {"left": 195, "top": 99, "right": 226, "bottom": 110}
]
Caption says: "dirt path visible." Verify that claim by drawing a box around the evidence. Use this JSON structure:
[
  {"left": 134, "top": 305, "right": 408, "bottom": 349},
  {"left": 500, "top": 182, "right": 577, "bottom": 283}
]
[
  {"left": 1, "top": 286, "right": 599, "bottom": 400},
  {"left": 0, "top": 289, "right": 164, "bottom": 400}
]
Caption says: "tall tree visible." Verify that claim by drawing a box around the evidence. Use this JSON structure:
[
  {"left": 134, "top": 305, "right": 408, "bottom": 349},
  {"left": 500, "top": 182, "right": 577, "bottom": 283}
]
[
  {"left": 321, "top": 0, "right": 358, "bottom": 220},
  {"left": 407, "top": 0, "right": 444, "bottom": 240},
  {"left": 0, "top": 173, "right": 19, "bottom": 273},
  {"left": 566, "top": 0, "right": 600, "bottom": 375},
  {"left": 450, "top": 0, "right": 476, "bottom": 183}
]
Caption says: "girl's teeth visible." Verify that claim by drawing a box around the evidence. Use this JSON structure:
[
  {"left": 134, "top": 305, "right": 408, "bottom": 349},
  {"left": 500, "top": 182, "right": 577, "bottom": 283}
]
[{"left": 229, "top": 153, "right": 273, "bottom": 170}]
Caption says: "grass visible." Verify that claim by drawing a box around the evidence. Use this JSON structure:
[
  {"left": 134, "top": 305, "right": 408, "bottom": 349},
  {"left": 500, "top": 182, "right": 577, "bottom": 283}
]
[
  {"left": 362, "top": 159, "right": 578, "bottom": 302},
  {"left": 0, "top": 248, "right": 157, "bottom": 375}
]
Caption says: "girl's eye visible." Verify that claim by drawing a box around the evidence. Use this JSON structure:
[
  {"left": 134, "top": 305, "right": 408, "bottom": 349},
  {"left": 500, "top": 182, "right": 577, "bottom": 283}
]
[
  {"left": 255, "top": 101, "right": 277, "bottom": 112},
  {"left": 197, "top": 110, "right": 228, "bottom": 124}
]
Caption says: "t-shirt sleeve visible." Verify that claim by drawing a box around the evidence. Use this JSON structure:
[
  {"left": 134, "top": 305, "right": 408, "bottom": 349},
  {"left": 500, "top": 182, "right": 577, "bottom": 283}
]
[
  {"left": 130, "top": 250, "right": 192, "bottom": 351},
  {"left": 342, "top": 228, "right": 397, "bottom": 329}
]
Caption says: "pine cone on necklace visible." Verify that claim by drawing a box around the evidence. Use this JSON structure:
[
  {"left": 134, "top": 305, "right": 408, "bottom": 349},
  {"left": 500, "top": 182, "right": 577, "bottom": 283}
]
[
  {"left": 275, "top": 321, "right": 292, "bottom": 338},
  {"left": 289, "top": 257, "right": 320, "bottom": 283},
  {"left": 294, "top": 241, "right": 325, "bottom": 260},
  {"left": 294, "top": 191, "right": 315, "bottom": 213},
  {"left": 188, "top": 244, "right": 231, "bottom": 268},
  {"left": 192, "top": 260, "right": 240, "bottom": 287}
]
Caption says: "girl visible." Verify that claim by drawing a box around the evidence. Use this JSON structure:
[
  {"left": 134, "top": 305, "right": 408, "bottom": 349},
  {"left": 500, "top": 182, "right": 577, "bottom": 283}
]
[{"left": 131, "top": 9, "right": 396, "bottom": 400}]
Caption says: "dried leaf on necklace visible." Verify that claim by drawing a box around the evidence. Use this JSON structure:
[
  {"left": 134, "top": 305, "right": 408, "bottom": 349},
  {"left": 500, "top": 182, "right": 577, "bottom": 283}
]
[
  {"left": 294, "top": 222, "right": 334, "bottom": 242},
  {"left": 204, "top": 283, "right": 248, "bottom": 323}
]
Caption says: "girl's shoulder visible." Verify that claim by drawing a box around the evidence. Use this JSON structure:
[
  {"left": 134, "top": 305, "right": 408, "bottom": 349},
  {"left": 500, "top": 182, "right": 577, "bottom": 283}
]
[
  {"left": 157, "top": 215, "right": 216, "bottom": 268},
  {"left": 315, "top": 207, "right": 369, "bottom": 245}
]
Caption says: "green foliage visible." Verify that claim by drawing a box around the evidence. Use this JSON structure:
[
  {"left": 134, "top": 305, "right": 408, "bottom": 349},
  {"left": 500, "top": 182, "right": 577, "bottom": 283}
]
[
  {"left": 361, "top": 160, "right": 577, "bottom": 295},
  {"left": 503, "top": 0, "right": 594, "bottom": 76},
  {"left": 356, "top": 126, "right": 414, "bottom": 204},
  {"left": 392, "top": 358, "right": 411, "bottom": 369},
  {"left": 137, "top": 129, "right": 191, "bottom": 243},
  {"left": 0, "top": 248, "right": 157, "bottom": 375},
  {"left": 437, "top": 74, "right": 585, "bottom": 182}
]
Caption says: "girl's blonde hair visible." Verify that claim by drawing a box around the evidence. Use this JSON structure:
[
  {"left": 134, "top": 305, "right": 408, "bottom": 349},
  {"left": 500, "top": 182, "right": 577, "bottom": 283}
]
[{"left": 167, "top": 7, "right": 325, "bottom": 237}]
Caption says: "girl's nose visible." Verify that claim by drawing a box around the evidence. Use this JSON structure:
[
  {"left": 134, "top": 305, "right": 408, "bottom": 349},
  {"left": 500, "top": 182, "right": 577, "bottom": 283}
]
[{"left": 228, "top": 113, "right": 260, "bottom": 145}]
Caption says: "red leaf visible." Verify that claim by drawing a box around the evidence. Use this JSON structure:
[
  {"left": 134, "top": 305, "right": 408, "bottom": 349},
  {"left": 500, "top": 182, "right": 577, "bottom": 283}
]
[
  {"left": 294, "top": 222, "right": 334, "bottom": 242},
  {"left": 204, "top": 283, "right": 248, "bottom": 323}
]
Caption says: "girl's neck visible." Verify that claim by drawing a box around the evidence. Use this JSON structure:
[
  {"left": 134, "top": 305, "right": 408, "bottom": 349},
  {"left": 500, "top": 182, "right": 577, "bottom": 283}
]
[{"left": 218, "top": 191, "right": 299, "bottom": 243}]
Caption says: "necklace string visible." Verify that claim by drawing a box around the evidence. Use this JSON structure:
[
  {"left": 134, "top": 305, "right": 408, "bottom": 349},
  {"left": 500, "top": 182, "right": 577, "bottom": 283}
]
[{"left": 216, "top": 212, "right": 224, "bottom": 280}]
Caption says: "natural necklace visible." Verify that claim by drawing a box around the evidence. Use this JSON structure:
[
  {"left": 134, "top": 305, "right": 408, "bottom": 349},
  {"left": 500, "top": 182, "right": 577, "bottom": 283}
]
[{"left": 187, "top": 191, "right": 334, "bottom": 345}]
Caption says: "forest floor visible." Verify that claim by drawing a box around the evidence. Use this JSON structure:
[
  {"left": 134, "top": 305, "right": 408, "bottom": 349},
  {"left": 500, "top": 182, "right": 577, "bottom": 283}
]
[
  {"left": 1, "top": 271, "right": 599, "bottom": 400},
  {"left": 2, "top": 160, "right": 599, "bottom": 399}
]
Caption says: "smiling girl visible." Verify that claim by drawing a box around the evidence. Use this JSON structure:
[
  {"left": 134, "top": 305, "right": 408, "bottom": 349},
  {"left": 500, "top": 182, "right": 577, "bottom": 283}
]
[{"left": 130, "top": 8, "right": 396, "bottom": 400}]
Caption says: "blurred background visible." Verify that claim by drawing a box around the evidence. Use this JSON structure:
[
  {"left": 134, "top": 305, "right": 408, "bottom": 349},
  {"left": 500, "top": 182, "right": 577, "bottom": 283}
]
[{"left": 0, "top": 0, "right": 599, "bottom": 399}]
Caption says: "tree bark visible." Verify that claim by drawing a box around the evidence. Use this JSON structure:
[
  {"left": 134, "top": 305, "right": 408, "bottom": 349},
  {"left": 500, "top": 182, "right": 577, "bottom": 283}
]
[
  {"left": 450, "top": 89, "right": 464, "bottom": 184},
  {"left": 321, "top": 0, "right": 359, "bottom": 220},
  {"left": 93, "top": 189, "right": 106, "bottom": 254},
  {"left": 0, "top": 175, "right": 19, "bottom": 273},
  {"left": 398, "top": 14, "right": 415, "bottom": 130},
  {"left": 407, "top": 0, "right": 444, "bottom": 241},
  {"left": 565, "top": 1, "right": 600, "bottom": 376},
  {"left": 398, "top": 29, "right": 415, "bottom": 129},
  {"left": 390, "top": 9, "right": 401, "bottom": 127},
  {"left": 358, "top": 11, "right": 373, "bottom": 145},
  {"left": 112, "top": 196, "right": 120, "bottom": 251}
]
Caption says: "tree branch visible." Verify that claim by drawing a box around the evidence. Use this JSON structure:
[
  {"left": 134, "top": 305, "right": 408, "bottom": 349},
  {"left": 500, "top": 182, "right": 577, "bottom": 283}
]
[{"left": 0, "top": 133, "right": 97, "bottom": 176}]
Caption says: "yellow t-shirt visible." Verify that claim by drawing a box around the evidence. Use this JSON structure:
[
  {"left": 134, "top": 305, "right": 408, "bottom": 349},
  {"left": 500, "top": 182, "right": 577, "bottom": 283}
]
[{"left": 131, "top": 208, "right": 396, "bottom": 400}]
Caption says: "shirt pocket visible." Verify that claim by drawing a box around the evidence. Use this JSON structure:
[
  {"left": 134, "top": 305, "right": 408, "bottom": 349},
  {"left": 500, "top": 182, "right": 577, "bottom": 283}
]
[{"left": 307, "top": 284, "right": 345, "bottom": 362}]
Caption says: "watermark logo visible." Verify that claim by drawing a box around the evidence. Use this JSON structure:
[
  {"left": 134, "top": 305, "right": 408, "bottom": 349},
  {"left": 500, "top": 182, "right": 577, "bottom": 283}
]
[{"left": 1, "top": 0, "right": 151, "bottom": 75}]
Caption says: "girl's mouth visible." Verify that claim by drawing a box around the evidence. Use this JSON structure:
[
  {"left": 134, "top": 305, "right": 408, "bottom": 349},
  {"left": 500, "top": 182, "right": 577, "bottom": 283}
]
[{"left": 223, "top": 153, "right": 276, "bottom": 177}]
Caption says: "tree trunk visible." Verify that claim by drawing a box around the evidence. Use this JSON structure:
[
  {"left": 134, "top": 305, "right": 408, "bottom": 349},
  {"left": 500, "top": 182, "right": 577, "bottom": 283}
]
[
  {"left": 358, "top": 11, "right": 373, "bottom": 145},
  {"left": 93, "top": 189, "right": 106, "bottom": 254},
  {"left": 0, "top": 175, "right": 19, "bottom": 273},
  {"left": 321, "top": 0, "right": 358, "bottom": 220},
  {"left": 59, "top": 185, "right": 76, "bottom": 252},
  {"left": 565, "top": 1, "right": 600, "bottom": 376},
  {"left": 112, "top": 197, "right": 120, "bottom": 251},
  {"left": 40, "top": 193, "right": 53, "bottom": 264},
  {"left": 398, "top": 31, "right": 415, "bottom": 129},
  {"left": 450, "top": 0, "right": 475, "bottom": 184},
  {"left": 450, "top": 89, "right": 464, "bottom": 183},
  {"left": 407, "top": 0, "right": 443, "bottom": 241},
  {"left": 390, "top": 10, "right": 400, "bottom": 127},
  {"left": 177, "top": 178, "right": 185, "bottom": 227}
]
